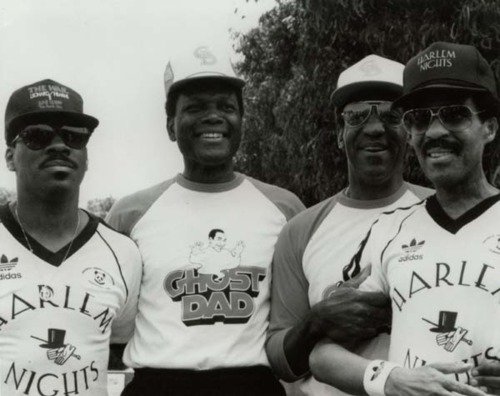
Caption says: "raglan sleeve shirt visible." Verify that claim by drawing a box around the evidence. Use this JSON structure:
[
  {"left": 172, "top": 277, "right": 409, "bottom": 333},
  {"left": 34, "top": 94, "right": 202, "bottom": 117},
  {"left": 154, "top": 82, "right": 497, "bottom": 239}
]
[
  {"left": 109, "top": 236, "right": 143, "bottom": 344},
  {"left": 266, "top": 201, "right": 332, "bottom": 381}
]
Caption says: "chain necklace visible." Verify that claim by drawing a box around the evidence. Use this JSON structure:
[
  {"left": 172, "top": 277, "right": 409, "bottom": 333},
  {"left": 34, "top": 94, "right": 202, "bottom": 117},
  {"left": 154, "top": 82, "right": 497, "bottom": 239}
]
[{"left": 14, "top": 204, "right": 81, "bottom": 265}]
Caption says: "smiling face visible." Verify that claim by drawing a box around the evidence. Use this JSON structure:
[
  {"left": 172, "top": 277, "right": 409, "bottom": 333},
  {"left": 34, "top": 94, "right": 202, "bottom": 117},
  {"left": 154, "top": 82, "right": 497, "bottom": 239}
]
[
  {"left": 339, "top": 100, "right": 407, "bottom": 188},
  {"left": 167, "top": 80, "right": 242, "bottom": 173},
  {"left": 209, "top": 231, "right": 227, "bottom": 251},
  {"left": 408, "top": 95, "right": 497, "bottom": 189},
  {"left": 5, "top": 121, "right": 88, "bottom": 197}
]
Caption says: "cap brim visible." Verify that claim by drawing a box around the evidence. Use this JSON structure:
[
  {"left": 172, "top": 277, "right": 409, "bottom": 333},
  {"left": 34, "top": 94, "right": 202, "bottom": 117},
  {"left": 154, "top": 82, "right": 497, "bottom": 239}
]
[
  {"left": 393, "top": 84, "right": 498, "bottom": 109},
  {"left": 169, "top": 75, "right": 245, "bottom": 95},
  {"left": 8, "top": 111, "right": 99, "bottom": 131},
  {"left": 332, "top": 81, "right": 403, "bottom": 108}
]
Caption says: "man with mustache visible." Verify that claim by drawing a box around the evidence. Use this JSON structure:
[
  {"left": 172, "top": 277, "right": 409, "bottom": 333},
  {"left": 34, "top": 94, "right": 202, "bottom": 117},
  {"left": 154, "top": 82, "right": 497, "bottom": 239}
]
[
  {"left": 310, "top": 42, "right": 500, "bottom": 396},
  {"left": 0, "top": 79, "right": 141, "bottom": 395},
  {"left": 106, "top": 46, "right": 304, "bottom": 395},
  {"left": 266, "top": 55, "right": 433, "bottom": 396}
]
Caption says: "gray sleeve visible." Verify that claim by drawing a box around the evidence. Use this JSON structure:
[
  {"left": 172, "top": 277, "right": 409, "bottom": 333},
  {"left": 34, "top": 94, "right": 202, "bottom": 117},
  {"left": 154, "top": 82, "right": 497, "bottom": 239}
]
[
  {"left": 245, "top": 177, "right": 306, "bottom": 220},
  {"left": 266, "top": 219, "right": 310, "bottom": 380},
  {"left": 266, "top": 198, "right": 335, "bottom": 381},
  {"left": 106, "top": 179, "right": 175, "bottom": 236}
]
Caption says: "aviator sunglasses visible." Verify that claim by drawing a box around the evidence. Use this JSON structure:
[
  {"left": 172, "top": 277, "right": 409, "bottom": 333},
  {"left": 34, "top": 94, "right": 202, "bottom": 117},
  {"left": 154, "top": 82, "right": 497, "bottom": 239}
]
[
  {"left": 12, "top": 124, "right": 92, "bottom": 150},
  {"left": 402, "top": 105, "right": 484, "bottom": 135},
  {"left": 341, "top": 101, "right": 402, "bottom": 128}
]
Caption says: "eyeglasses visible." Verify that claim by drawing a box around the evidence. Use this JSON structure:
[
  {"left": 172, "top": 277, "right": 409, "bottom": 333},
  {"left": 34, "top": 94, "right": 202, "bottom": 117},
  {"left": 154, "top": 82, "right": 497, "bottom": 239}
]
[
  {"left": 12, "top": 125, "right": 92, "bottom": 150},
  {"left": 341, "top": 102, "right": 402, "bottom": 128},
  {"left": 402, "top": 105, "right": 484, "bottom": 135}
]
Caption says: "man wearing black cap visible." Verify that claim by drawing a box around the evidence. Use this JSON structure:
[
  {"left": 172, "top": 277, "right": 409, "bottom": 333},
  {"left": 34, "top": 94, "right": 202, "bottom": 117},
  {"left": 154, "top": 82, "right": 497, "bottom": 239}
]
[
  {"left": 267, "top": 54, "right": 432, "bottom": 396},
  {"left": 1, "top": 79, "right": 141, "bottom": 396},
  {"left": 310, "top": 42, "right": 500, "bottom": 396},
  {"left": 107, "top": 46, "right": 304, "bottom": 395}
]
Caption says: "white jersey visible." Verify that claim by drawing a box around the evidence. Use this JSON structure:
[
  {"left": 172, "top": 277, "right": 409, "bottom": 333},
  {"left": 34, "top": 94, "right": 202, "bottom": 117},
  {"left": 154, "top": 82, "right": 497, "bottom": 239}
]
[
  {"left": 106, "top": 173, "right": 304, "bottom": 370},
  {"left": 0, "top": 205, "right": 142, "bottom": 396},
  {"left": 267, "top": 183, "right": 432, "bottom": 396},
  {"left": 359, "top": 195, "right": 500, "bottom": 382}
]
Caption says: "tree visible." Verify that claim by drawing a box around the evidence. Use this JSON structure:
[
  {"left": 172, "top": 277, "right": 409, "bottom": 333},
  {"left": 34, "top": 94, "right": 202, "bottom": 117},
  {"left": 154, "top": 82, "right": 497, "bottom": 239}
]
[
  {"left": 0, "top": 188, "right": 16, "bottom": 205},
  {"left": 234, "top": 0, "right": 500, "bottom": 206},
  {"left": 86, "top": 196, "right": 115, "bottom": 219}
]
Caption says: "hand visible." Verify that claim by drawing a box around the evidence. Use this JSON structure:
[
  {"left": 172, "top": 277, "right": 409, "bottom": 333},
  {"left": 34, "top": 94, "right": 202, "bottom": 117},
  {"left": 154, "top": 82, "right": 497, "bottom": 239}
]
[
  {"left": 310, "top": 287, "right": 390, "bottom": 348},
  {"left": 386, "top": 363, "right": 487, "bottom": 396},
  {"left": 190, "top": 241, "right": 203, "bottom": 254},
  {"left": 233, "top": 241, "right": 245, "bottom": 256},
  {"left": 471, "top": 361, "right": 500, "bottom": 395}
]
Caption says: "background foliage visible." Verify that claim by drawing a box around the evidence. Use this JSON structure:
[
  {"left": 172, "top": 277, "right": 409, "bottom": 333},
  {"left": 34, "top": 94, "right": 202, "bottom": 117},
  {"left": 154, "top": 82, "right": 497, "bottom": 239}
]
[
  {"left": 234, "top": 0, "right": 500, "bottom": 207},
  {"left": 0, "top": 188, "right": 114, "bottom": 219}
]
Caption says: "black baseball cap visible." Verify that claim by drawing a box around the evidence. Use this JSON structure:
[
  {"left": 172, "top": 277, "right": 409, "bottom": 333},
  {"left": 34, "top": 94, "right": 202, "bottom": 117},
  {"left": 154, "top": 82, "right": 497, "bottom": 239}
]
[
  {"left": 394, "top": 42, "right": 499, "bottom": 109},
  {"left": 5, "top": 79, "right": 99, "bottom": 145}
]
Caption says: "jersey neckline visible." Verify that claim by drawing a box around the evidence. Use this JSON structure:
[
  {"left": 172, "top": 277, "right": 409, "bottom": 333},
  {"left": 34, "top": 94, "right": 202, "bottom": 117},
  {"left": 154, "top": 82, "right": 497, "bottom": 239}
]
[
  {"left": 175, "top": 172, "right": 245, "bottom": 193},
  {"left": 336, "top": 182, "right": 411, "bottom": 209},
  {"left": 425, "top": 193, "right": 500, "bottom": 234},
  {"left": 0, "top": 204, "right": 100, "bottom": 267}
]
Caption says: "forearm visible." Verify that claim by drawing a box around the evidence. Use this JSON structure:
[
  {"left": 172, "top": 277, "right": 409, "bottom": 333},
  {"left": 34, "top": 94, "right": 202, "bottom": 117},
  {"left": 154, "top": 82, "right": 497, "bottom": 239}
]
[
  {"left": 109, "top": 343, "right": 127, "bottom": 370},
  {"left": 282, "top": 312, "right": 322, "bottom": 377},
  {"left": 281, "top": 289, "right": 391, "bottom": 378},
  {"left": 310, "top": 340, "right": 369, "bottom": 395}
]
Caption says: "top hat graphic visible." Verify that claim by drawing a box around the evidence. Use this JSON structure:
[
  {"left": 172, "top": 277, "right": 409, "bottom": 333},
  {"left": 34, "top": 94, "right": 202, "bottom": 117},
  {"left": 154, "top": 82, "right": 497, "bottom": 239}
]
[
  {"left": 430, "top": 311, "right": 457, "bottom": 333},
  {"left": 39, "top": 328, "right": 66, "bottom": 348}
]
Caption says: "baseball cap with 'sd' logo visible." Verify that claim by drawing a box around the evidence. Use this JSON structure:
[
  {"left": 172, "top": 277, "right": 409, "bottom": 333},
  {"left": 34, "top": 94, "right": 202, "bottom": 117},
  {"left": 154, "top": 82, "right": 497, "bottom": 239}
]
[
  {"left": 164, "top": 45, "right": 245, "bottom": 99},
  {"left": 5, "top": 79, "right": 99, "bottom": 145},
  {"left": 394, "top": 41, "right": 499, "bottom": 109},
  {"left": 332, "top": 54, "right": 405, "bottom": 109}
]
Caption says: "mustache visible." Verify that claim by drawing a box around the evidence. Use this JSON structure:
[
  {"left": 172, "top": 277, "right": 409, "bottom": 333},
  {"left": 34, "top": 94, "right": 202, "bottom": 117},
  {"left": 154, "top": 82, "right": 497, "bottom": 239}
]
[
  {"left": 39, "top": 153, "right": 77, "bottom": 169},
  {"left": 422, "top": 138, "right": 461, "bottom": 154}
]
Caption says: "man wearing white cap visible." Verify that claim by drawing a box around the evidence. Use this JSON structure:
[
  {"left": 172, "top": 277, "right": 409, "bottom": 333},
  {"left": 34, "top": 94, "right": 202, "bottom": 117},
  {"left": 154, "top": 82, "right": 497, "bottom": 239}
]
[
  {"left": 266, "top": 55, "right": 432, "bottom": 395},
  {"left": 310, "top": 42, "right": 500, "bottom": 396},
  {"left": 106, "top": 45, "right": 304, "bottom": 395}
]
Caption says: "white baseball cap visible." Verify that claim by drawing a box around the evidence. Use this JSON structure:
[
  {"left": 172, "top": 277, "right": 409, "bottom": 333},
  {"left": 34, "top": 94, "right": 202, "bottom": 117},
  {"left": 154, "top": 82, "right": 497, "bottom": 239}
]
[
  {"left": 164, "top": 45, "right": 245, "bottom": 98},
  {"left": 332, "top": 54, "right": 404, "bottom": 108}
]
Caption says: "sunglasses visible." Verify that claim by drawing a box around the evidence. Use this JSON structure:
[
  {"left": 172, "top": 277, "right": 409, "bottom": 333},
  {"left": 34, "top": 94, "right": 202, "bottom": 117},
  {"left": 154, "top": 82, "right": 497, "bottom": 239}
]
[
  {"left": 341, "top": 102, "right": 402, "bottom": 128},
  {"left": 12, "top": 125, "right": 92, "bottom": 150},
  {"left": 402, "top": 105, "right": 484, "bottom": 135}
]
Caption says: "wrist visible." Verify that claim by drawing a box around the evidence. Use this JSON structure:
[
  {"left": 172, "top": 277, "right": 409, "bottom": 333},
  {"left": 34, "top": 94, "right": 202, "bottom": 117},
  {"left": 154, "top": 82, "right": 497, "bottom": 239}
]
[
  {"left": 363, "top": 360, "right": 400, "bottom": 396},
  {"left": 307, "top": 307, "right": 325, "bottom": 341}
]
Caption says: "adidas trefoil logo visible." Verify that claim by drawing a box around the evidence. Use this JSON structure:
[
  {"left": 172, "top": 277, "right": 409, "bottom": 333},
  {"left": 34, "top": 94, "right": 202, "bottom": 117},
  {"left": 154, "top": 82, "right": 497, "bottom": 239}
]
[
  {"left": 0, "top": 254, "right": 18, "bottom": 271},
  {"left": 399, "top": 239, "right": 425, "bottom": 263},
  {"left": 402, "top": 239, "right": 425, "bottom": 253}
]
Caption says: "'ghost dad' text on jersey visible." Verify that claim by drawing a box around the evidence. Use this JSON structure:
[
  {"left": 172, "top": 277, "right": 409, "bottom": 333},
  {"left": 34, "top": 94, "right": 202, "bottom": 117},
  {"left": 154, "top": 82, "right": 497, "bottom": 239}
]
[{"left": 106, "top": 173, "right": 304, "bottom": 371}]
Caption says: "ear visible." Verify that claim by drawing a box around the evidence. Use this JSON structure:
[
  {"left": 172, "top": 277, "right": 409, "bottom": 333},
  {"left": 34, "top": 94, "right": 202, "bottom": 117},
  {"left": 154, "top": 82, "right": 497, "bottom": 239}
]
[
  {"left": 337, "top": 127, "right": 345, "bottom": 149},
  {"left": 483, "top": 117, "right": 498, "bottom": 143},
  {"left": 167, "top": 117, "right": 176, "bottom": 142},
  {"left": 5, "top": 147, "right": 15, "bottom": 172}
]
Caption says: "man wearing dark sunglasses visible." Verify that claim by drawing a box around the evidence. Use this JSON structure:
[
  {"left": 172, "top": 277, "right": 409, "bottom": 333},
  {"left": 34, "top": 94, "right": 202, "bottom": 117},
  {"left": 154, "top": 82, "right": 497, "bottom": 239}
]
[
  {"left": 267, "top": 55, "right": 432, "bottom": 395},
  {"left": 0, "top": 79, "right": 142, "bottom": 395},
  {"left": 310, "top": 42, "right": 500, "bottom": 396}
]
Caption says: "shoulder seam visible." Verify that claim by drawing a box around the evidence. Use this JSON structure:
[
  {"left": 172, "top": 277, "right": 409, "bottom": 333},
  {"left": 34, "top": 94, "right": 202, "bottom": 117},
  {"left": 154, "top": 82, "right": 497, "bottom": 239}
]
[{"left": 96, "top": 229, "right": 129, "bottom": 300}]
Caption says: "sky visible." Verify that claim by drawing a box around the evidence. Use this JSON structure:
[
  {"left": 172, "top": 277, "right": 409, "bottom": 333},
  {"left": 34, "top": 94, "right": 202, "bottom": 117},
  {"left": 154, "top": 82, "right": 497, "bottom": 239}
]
[{"left": 0, "top": 0, "right": 276, "bottom": 204}]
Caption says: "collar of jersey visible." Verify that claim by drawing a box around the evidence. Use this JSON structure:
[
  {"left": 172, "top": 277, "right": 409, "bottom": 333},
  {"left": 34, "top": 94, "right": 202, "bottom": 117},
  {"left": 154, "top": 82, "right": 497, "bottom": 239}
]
[
  {"left": 0, "top": 204, "right": 99, "bottom": 267},
  {"left": 425, "top": 193, "right": 500, "bottom": 234},
  {"left": 175, "top": 172, "right": 245, "bottom": 193},
  {"left": 336, "top": 182, "right": 410, "bottom": 209}
]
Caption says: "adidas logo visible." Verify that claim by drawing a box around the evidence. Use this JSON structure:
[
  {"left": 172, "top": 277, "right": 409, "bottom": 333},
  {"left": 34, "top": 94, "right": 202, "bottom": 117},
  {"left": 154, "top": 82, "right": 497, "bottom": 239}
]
[
  {"left": 0, "top": 254, "right": 19, "bottom": 272},
  {"left": 402, "top": 239, "right": 425, "bottom": 254},
  {"left": 398, "top": 239, "right": 424, "bottom": 263}
]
